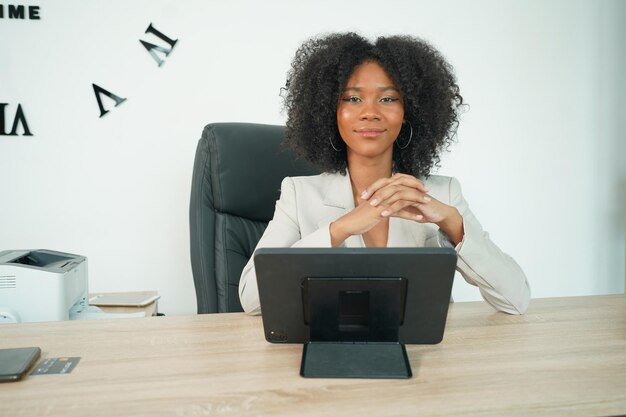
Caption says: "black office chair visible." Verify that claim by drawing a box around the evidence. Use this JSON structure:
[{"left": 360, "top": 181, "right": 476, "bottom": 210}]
[{"left": 189, "top": 123, "right": 318, "bottom": 313}]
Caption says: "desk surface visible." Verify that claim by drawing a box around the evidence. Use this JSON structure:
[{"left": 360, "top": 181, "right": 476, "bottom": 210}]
[{"left": 1, "top": 295, "right": 625, "bottom": 417}]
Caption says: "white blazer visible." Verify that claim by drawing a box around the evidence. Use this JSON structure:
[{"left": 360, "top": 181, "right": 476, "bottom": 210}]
[{"left": 239, "top": 171, "right": 530, "bottom": 315}]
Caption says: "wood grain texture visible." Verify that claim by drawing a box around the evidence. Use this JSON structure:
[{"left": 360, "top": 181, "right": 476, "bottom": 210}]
[{"left": 0, "top": 295, "right": 624, "bottom": 417}]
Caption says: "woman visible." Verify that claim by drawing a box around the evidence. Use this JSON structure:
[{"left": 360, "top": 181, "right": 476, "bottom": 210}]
[{"left": 239, "top": 33, "right": 530, "bottom": 315}]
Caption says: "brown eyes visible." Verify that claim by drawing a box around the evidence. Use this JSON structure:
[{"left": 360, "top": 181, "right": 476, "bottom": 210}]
[{"left": 341, "top": 96, "right": 400, "bottom": 103}]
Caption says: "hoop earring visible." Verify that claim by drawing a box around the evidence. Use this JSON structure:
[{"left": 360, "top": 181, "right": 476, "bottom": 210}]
[
  {"left": 329, "top": 136, "right": 341, "bottom": 152},
  {"left": 396, "top": 121, "right": 413, "bottom": 150}
]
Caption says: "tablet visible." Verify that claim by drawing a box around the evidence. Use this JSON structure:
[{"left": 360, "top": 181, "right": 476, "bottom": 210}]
[{"left": 254, "top": 247, "right": 457, "bottom": 345}]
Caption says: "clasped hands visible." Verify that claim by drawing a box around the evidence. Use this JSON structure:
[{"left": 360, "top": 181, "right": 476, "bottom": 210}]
[{"left": 330, "top": 173, "right": 464, "bottom": 246}]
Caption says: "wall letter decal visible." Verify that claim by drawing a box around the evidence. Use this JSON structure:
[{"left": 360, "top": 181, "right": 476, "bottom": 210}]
[
  {"left": 0, "top": 5, "right": 41, "bottom": 20},
  {"left": 140, "top": 23, "right": 178, "bottom": 67},
  {"left": 0, "top": 103, "right": 8, "bottom": 134},
  {"left": 8, "top": 5, "right": 25, "bottom": 19},
  {"left": 29, "top": 6, "right": 40, "bottom": 20},
  {"left": 0, "top": 103, "right": 33, "bottom": 136},
  {"left": 92, "top": 84, "right": 127, "bottom": 118}
]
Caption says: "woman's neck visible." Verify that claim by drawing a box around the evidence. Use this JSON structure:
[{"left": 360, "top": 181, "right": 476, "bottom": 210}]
[{"left": 347, "top": 155, "right": 393, "bottom": 202}]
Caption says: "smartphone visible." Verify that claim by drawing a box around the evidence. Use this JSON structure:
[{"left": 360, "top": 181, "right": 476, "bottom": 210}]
[
  {"left": 0, "top": 347, "right": 41, "bottom": 382},
  {"left": 89, "top": 294, "right": 160, "bottom": 307}
]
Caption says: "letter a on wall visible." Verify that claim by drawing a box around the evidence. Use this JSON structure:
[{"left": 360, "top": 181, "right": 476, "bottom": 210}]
[
  {"left": 140, "top": 23, "right": 178, "bottom": 67},
  {"left": 0, "top": 103, "right": 33, "bottom": 136},
  {"left": 92, "top": 84, "right": 127, "bottom": 118}
]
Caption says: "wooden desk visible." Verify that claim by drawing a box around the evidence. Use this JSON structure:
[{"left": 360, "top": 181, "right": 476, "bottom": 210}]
[{"left": 1, "top": 295, "right": 625, "bottom": 417}]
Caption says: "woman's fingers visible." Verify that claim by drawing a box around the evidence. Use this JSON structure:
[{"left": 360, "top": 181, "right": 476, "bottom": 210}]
[
  {"left": 369, "top": 185, "right": 430, "bottom": 207},
  {"left": 358, "top": 174, "right": 442, "bottom": 224},
  {"left": 386, "top": 205, "right": 425, "bottom": 221},
  {"left": 379, "top": 199, "right": 422, "bottom": 219},
  {"left": 361, "top": 173, "right": 429, "bottom": 201},
  {"left": 379, "top": 193, "right": 450, "bottom": 224},
  {"left": 381, "top": 203, "right": 426, "bottom": 222},
  {"left": 360, "top": 177, "right": 393, "bottom": 200}
]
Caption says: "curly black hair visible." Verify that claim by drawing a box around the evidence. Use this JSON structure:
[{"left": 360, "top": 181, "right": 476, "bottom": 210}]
[{"left": 282, "top": 32, "right": 465, "bottom": 178}]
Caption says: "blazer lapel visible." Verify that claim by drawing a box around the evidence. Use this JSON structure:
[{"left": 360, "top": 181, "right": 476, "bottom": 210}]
[
  {"left": 317, "top": 171, "right": 364, "bottom": 248},
  {"left": 321, "top": 171, "right": 354, "bottom": 210}
]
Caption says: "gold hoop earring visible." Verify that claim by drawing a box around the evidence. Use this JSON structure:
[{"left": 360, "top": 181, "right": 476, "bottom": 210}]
[
  {"left": 396, "top": 121, "right": 413, "bottom": 150},
  {"left": 329, "top": 136, "right": 341, "bottom": 152}
]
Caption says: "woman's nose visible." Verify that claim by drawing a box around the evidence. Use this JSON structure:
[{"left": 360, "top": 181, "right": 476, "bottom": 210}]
[{"left": 359, "top": 101, "right": 381, "bottom": 120}]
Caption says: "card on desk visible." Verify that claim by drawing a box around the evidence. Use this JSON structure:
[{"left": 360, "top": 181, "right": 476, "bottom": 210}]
[{"left": 31, "top": 357, "right": 81, "bottom": 375}]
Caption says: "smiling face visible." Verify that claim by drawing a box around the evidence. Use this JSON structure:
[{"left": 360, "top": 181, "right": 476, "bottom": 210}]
[{"left": 337, "top": 60, "right": 405, "bottom": 165}]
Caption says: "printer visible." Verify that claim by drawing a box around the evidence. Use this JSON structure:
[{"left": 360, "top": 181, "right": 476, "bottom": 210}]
[{"left": 0, "top": 249, "right": 88, "bottom": 323}]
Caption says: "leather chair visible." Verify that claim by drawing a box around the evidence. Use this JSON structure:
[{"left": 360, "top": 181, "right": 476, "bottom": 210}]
[{"left": 189, "top": 123, "right": 318, "bottom": 313}]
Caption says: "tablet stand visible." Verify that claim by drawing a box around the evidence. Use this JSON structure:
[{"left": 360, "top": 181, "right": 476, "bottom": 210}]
[{"left": 299, "top": 277, "right": 412, "bottom": 379}]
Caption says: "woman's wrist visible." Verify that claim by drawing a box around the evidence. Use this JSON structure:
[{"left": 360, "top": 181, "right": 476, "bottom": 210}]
[
  {"left": 330, "top": 219, "right": 350, "bottom": 247},
  {"left": 435, "top": 207, "right": 464, "bottom": 246}
]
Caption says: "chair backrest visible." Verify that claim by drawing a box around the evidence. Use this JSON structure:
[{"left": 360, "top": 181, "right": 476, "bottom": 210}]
[{"left": 189, "top": 123, "right": 319, "bottom": 313}]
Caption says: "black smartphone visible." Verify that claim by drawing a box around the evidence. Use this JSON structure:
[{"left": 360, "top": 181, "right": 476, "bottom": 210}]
[{"left": 0, "top": 347, "right": 41, "bottom": 382}]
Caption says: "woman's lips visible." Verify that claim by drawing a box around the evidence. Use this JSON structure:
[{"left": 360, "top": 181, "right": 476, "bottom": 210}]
[{"left": 355, "top": 128, "right": 385, "bottom": 138}]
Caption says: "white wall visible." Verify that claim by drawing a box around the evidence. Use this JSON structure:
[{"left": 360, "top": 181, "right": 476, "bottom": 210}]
[{"left": 1, "top": 0, "right": 624, "bottom": 315}]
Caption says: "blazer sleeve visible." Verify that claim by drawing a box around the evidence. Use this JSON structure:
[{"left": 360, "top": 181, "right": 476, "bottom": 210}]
[
  {"left": 444, "top": 177, "right": 531, "bottom": 314},
  {"left": 238, "top": 177, "right": 332, "bottom": 315}
]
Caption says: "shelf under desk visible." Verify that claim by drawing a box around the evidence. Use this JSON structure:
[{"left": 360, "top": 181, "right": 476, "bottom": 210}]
[{"left": 88, "top": 290, "right": 159, "bottom": 316}]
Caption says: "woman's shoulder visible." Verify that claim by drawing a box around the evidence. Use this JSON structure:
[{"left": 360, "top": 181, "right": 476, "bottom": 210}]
[
  {"left": 422, "top": 174, "right": 458, "bottom": 188},
  {"left": 285, "top": 171, "right": 342, "bottom": 187},
  {"left": 280, "top": 172, "right": 348, "bottom": 203}
]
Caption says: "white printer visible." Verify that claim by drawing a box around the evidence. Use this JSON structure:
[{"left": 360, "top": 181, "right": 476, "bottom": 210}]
[{"left": 0, "top": 249, "right": 88, "bottom": 323}]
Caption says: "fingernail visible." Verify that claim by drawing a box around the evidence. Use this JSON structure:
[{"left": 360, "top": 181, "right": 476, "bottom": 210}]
[
  {"left": 370, "top": 198, "right": 379, "bottom": 207},
  {"left": 423, "top": 196, "right": 431, "bottom": 202},
  {"left": 415, "top": 214, "right": 423, "bottom": 220},
  {"left": 361, "top": 191, "right": 370, "bottom": 199},
  {"left": 381, "top": 210, "right": 391, "bottom": 217},
  {"left": 424, "top": 187, "right": 430, "bottom": 192}
]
